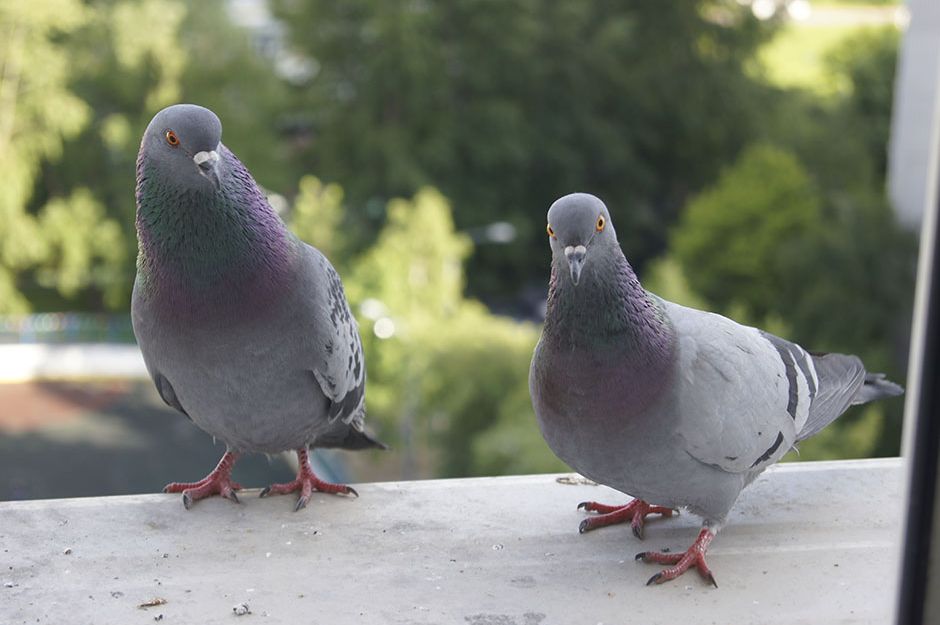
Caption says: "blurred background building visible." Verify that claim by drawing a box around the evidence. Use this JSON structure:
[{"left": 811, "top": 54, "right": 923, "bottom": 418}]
[{"left": 0, "top": 0, "right": 922, "bottom": 500}]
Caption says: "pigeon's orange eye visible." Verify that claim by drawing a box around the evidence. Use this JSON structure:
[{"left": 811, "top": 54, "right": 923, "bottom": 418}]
[
  {"left": 546, "top": 224, "right": 556, "bottom": 238},
  {"left": 165, "top": 130, "right": 180, "bottom": 147},
  {"left": 596, "top": 215, "right": 606, "bottom": 232}
]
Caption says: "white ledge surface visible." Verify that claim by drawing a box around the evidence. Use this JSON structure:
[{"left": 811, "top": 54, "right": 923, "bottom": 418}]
[{"left": 0, "top": 458, "right": 902, "bottom": 624}]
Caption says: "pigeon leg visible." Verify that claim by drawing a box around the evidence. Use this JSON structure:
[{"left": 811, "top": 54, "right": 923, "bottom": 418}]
[
  {"left": 260, "top": 448, "right": 358, "bottom": 511},
  {"left": 577, "top": 498, "right": 677, "bottom": 538},
  {"left": 636, "top": 528, "right": 718, "bottom": 588},
  {"left": 163, "top": 451, "right": 242, "bottom": 509}
]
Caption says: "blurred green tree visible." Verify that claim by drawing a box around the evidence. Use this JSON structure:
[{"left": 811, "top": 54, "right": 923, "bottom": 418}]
[
  {"left": 422, "top": 309, "right": 550, "bottom": 477},
  {"left": 639, "top": 256, "right": 708, "bottom": 311},
  {"left": 343, "top": 188, "right": 479, "bottom": 475},
  {"left": 270, "top": 0, "right": 775, "bottom": 299},
  {"left": 824, "top": 26, "right": 900, "bottom": 178},
  {"left": 1, "top": 0, "right": 914, "bottom": 473},
  {"left": 758, "top": 26, "right": 900, "bottom": 209},
  {"left": 4, "top": 0, "right": 297, "bottom": 312},
  {"left": 303, "top": 188, "right": 551, "bottom": 478},
  {"left": 666, "top": 23, "right": 913, "bottom": 460},
  {"left": 0, "top": 0, "right": 93, "bottom": 312},
  {"left": 286, "top": 175, "right": 348, "bottom": 266},
  {"left": 669, "top": 142, "right": 912, "bottom": 459},
  {"left": 34, "top": 189, "right": 127, "bottom": 304},
  {"left": 671, "top": 144, "right": 823, "bottom": 320}
]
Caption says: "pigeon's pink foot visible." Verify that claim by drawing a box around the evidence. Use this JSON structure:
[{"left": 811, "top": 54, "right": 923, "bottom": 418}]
[
  {"left": 636, "top": 528, "right": 718, "bottom": 588},
  {"left": 163, "top": 451, "right": 242, "bottom": 510},
  {"left": 260, "top": 448, "right": 358, "bottom": 511},
  {"left": 577, "top": 498, "right": 677, "bottom": 538}
]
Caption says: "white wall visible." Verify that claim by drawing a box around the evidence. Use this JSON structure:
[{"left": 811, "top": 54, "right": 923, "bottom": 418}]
[
  {"left": 0, "top": 344, "right": 147, "bottom": 382},
  {"left": 888, "top": 0, "right": 940, "bottom": 229}
]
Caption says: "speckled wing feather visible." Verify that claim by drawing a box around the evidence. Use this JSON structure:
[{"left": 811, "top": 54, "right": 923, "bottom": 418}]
[
  {"left": 300, "top": 244, "right": 384, "bottom": 450},
  {"left": 305, "top": 245, "right": 365, "bottom": 426}
]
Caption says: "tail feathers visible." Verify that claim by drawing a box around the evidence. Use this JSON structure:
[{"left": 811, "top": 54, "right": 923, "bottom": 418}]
[
  {"left": 796, "top": 354, "right": 903, "bottom": 442},
  {"left": 796, "top": 354, "right": 904, "bottom": 441},
  {"left": 851, "top": 372, "right": 904, "bottom": 406},
  {"left": 796, "top": 353, "right": 864, "bottom": 442},
  {"left": 346, "top": 427, "right": 390, "bottom": 451},
  {"left": 314, "top": 425, "right": 389, "bottom": 451}
]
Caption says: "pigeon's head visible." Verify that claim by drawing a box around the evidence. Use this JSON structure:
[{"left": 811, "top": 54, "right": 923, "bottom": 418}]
[
  {"left": 546, "top": 193, "right": 617, "bottom": 286},
  {"left": 140, "top": 104, "right": 224, "bottom": 190}
]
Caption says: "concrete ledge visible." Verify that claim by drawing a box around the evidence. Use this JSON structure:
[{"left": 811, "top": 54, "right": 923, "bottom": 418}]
[{"left": 0, "top": 459, "right": 901, "bottom": 624}]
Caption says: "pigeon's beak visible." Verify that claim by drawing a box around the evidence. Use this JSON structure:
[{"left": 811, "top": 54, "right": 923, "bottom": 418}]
[
  {"left": 564, "top": 245, "right": 587, "bottom": 286},
  {"left": 193, "top": 149, "right": 220, "bottom": 188}
]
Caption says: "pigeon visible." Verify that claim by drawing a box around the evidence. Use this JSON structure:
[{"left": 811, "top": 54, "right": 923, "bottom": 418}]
[
  {"left": 132, "top": 104, "right": 385, "bottom": 511},
  {"left": 529, "top": 192, "right": 903, "bottom": 586}
]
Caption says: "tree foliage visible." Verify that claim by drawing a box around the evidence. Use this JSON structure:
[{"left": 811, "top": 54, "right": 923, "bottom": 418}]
[
  {"left": 825, "top": 27, "right": 900, "bottom": 178},
  {"left": 287, "top": 176, "right": 348, "bottom": 266},
  {"left": 0, "top": 0, "right": 92, "bottom": 311},
  {"left": 665, "top": 20, "right": 913, "bottom": 461},
  {"left": 270, "top": 0, "right": 775, "bottom": 296},
  {"left": 1, "top": 1, "right": 914, "bottom": 472},
  {"left": 669, "top": 143, "right": 913, "bottom": 460},
  {"left": 3, "top": 0, "right": 295, "bottom": 312},
  {"left": 672, "top": 144, "right": 823, "bottom": 319},
  {"left": 309, "top": 189, "right": 550, "bottom": 478}
]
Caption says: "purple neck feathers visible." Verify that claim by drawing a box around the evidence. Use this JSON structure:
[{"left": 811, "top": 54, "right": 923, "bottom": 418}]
[
  {"left": 135, "top": 145, "right": 295, "bottom": 318},
  {"left": 542, "top": 246, "right": 676, "bottom": 414},
  {"left": 545, "top": 248, "right": 673, "bottom": 352}
]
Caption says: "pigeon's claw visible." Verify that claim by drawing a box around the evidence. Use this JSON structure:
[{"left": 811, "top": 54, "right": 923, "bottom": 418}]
[
  {"left": 163, "top": 478, "right": 243, "bottom": 493},
  {"left": 163, "top": 451, "right": 241, "bottom": 510},
  {"left": 179, "top": 481, "right": 240, "bottom": 510},
  {"left": 260, "top": 448, "right": 358, "bottom": 512},
  {"left": 577, "top": 498, "right": 676, "bottom": 538},
  {"left": 636, "top": 528, "right": 717, "bottom": 588}
]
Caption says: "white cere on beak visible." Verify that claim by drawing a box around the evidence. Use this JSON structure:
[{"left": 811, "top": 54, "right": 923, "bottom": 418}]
[
  {"left": 564, "top": 245, "right": 587, "bottom": 285},
  {"left": 564, "top": 245, "right": 587, "bottom": 259},
  {"left": 193, "top": 150, "right": 220, "bottom": 167}
]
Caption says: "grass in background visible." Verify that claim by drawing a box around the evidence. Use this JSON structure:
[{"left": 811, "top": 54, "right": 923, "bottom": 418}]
[
  {"left": 758, "top": 24, "right": 859, "bottom": 94},
  {"left": 756, "top": 1, "right": 901, "bottom": 94}
]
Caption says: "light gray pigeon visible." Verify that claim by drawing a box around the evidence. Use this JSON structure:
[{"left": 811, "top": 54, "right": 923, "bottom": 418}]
[
  {"left": 529, "top": 193, "right": 903, "bottom": 586},
  {"left": 132, "top": 104, "right": 385, "bottom": 511}
]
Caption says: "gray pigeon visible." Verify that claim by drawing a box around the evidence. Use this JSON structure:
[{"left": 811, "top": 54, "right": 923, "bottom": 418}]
[
  {"left": 132, "top": 104, "right": 385, "bottom": 511},
  {"left": 529, "top": 193, "right": 903, "bottom": 586}
]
